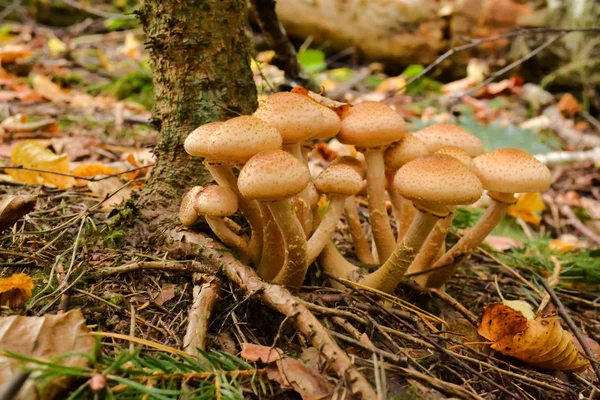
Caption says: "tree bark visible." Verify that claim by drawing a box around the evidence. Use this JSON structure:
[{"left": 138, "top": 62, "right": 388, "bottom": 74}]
[{"left": 133, "top": 0, "right": 257, "bottom": 239}]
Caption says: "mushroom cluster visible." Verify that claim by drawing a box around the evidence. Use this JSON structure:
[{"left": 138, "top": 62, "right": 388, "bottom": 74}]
[{"left": 180, "top": 89, "right": 552, "bottom": 292}]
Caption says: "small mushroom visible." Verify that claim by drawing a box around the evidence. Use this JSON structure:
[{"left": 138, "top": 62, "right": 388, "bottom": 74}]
[
  {"left": 238, "top": 150, "right": 311, "bottom": 287},
  {"left": 330, "top": 156, "right": 373, "bottom": 264},
  {"left": 338, "top": 101, "right": 407, "bottom": 262},
  {"left": 361, "top": 154, "right": 482, "bottom": 293},
  {"left": 412, "top": 123, "right": 484, "bottom": 156},
  {"left": 310, "top": 163, "right": 364, "bottom": 264},
  {"left": 420, "top": 148, "right": 551, "bottom": 288},
  {"left": 179, "top": 186, "right": 204, "bottom": 226},
  {"left": 194, "top": 186, "right": 251, "bottom": 262}
]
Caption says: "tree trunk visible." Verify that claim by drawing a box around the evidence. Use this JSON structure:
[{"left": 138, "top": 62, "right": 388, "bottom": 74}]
[{"left": 132, "top": 0, "right": 257, "bottom": 240}]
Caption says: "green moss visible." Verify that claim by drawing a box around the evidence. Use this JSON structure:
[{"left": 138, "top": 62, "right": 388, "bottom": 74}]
[
  {"left": 104, "top": 70, "right": 154, "bottom": 110},
  {"left": 106, "top": 293, "right": 125, "bottom": 306}
]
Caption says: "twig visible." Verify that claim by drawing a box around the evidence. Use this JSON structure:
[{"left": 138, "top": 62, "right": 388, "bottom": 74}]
[
  {"left": 173, "top": 231, "right": 378, "bottom": 399},
  {"left": 463, "top": 34, "right": 564, "bottom": 97},
  {"left": 0, "top": 0, "right": 21, "bottom": 22},
  {"left": 385, "top": 26, "right": 600, "bottom": 99},
  {"left": 537, "top": 256, "right": 562, "bottom": 313},
  {"left": 329, "top": 330, "right": 406, "bottom": 365},
  {"left": 0, "top": 164, "right": 154, "bottom": 182},
  {"left": 544, "top": 107, "right": 600, "bottom": 149},
  {"left": 539, "top": 279, "right": 600, "bottom": 384},
  {"left": 400, "top": 367, "right": 485, "bottom": 400},
  {"left": 183, "top": 275, "right": 221, "bottom": 355},
  {"left": 61, "top": 0, "right": 135, "bottom": 20},
  {"left": 249, "top": 0, "right": 314, "bottom": 89},
  {"left": 478, "top": 248, "right": 544, "bottom": 297},
  {"left": 97, "top": 260, "right": 194, "bottom": 276},
  {"left": 559, "top": 204, "right": 600, "bottom": 246}
]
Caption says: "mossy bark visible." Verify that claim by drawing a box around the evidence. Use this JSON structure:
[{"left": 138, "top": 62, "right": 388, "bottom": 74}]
[{"left": 132, "top": 0, "right": 257, "bottom": 241}]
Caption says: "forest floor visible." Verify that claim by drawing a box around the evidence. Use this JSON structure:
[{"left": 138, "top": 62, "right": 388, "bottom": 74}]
[{"left": 1, "top": 16, "right": 600, "bottom": 400}]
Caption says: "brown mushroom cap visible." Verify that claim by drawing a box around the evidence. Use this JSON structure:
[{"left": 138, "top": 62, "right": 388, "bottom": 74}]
[
  {"left": 206, "top": 116, "right": 282, "bottom": 163},
  {"left": 238, "top": 150, "right": 311, "bottom": 201},
  {"left": 329, "top": 156, "right": 366, "bottom": 179},
  {"left": 384, "top": 135, "right": 428, "bottom": 170},
  {"left": 394, "top": 154, "right": 482, "bottom": 214},
  {"left": 434, "top": 146, "right": 474, "bottom": 170},
  {"left": 194, "top": 186, "right": 239, "bottom": 217},
  {"left": 338, "top": 101, "right": 406, "bottom": 148},
  {"left": 184, "top": 122, "right": 223, "bottom": 157},
  {"left": 179, "top": 186, "right": 203, "bottom": 226},
  {"left": 413, "top": 123, "right": 484, "bottom": 156},
  {"left": 314, "top": 163, "right": 364, "bottom": 196},
  {"left": 472, "top": 148, "right": 552, "bottom": 193},
  {"left": 253, "top": 92, "right": 339, "bottom": 144}
]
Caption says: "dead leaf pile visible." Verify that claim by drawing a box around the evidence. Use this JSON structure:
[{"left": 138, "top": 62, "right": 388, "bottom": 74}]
[
  {"left": 0, "top": 310, "right": 95, "bottom": 399},
  {"left": 241, "top": 343, "right": 332, "bottom": 400},
  {"left": 478, "top": 303, "right": 589, "bottom": 372}
]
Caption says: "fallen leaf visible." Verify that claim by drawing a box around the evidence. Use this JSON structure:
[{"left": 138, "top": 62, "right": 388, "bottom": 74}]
[
  {"left": 71, "top": 163, "right": 119, "bottom": 185},
  {"left": 508, "top": 192, "right": 545, "bottom": 225},
  {"left": 483, "top": 235, "right": 523, "bottom": 252},
  {"left": 153, "top": 283, "right": 176, "bottom": 306},
  {"left": 31, "top": 74, "right": 68, "bottom": 103},
  {"left": 47, "top": 36, "right": 67, "bottom": 57},
  {"left": 0, "top": 194, "right": 37, "bottom": 233},
  {"left": 376, "top": 76, "right": 407, "bottom": 94},
  {"left": 0, "top": 310, "right": 95, "bottom": 399},
  {"left": 478, "top": 303, "right": 589, "bottom": 371},
  {"left": 87, "top": 176, "right": 134, "bottom": 209},
  {"left": 241, "top": 343, "right": 331, "bottom": 400},
  {"left": 557, "top": 93, "right": 581, "bottom": 117},
  {"left": 549, "top": 234, "right": 589, "bottom": 253},
  {"left": 0, "top": 273, "right": 34, "bottom": 309},
  {"left": 0, "top": 45, "right": 31, "bottom": 64},
  {"left": 7, "top": 140, "right": 74, "bottom": 188}
]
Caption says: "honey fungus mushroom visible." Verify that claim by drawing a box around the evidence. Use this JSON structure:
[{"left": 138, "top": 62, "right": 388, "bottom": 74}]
[
  {"left": 416, "top": 148, "right": 551, "bottom": 289},
  {"left": 238, "top": 150, "right": 311, "bottom": 288}
]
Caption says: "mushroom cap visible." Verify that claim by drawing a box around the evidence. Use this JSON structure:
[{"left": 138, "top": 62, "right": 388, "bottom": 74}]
[
  {"left": 238, "top": 150, "right": 311, "bottom": 201},
  {"left": 179, "top": 186, "right": 203, "bottom": 226},
  {"left": 338, "top": 101, "right": 406, "bottom": 148},
  {"left": 184, "top": 122, "right": 223, "bottom": 157},
  {"left": 394, "top": 154, "right": 482, "bottom": 213},
  {"left": 329, "top": 155, "right": 366, "bottom": 179},
  {"left": 206, "top": 116, "right": 282, "bottom": 163},
  {"left": 413, "top": 123, "right": 484, "bottom": 156},
  {"left": 472, "top": 148, "right": 552, "bottom": 193},
  {"left": 434, "top": 146, "right": 474, "bottom": 170},
  {"left": 315, "top": 163, "right": 364, "bottom": 196},
  {"left": 253, "top": 92, "right": 339, "bottom": 144},
  {"left": 194, "top": 186, "right": 239, "bottom": 217},
  {"left": 384, "top": 135, "right": 428, "bottom": 170}
]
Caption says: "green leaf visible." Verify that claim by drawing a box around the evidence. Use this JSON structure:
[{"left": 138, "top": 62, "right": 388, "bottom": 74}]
[
  {"left": 104, "top": 19, "right": 127, "bottom": 31},
  {"left": 401, "top": 65, "right": 425, "bottom": 78},
  {"left": 297, "top": 49, "right": 327, "bottom": 74}
]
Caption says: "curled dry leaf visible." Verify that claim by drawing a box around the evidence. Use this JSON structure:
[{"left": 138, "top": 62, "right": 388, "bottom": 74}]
[
  {"left": 478, "top": 303, "right": 590, "bottom": 372},
  {"left": 0, "top": 273, "right": 34, "bottom": 309},
  {"left": 0, "top": 309, "right": 95, "bottom": 400},
  {"left": 0, "top": 194, "right": 37, "bottom": 233},
  {"left": 241, "top": 343, "right": 332, "bottom": 400}
]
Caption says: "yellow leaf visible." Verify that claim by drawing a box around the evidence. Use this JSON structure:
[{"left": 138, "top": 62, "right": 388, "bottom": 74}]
[
  {"left": 478, "top": 303, "right": 589, "bottom": 372},
  {"left": 0, "top": 273, "right": 33, "bottom": 309},
  {"left": 508, "top": 192, "right": 545, "bottom": 225},
  {"left": 376, "top": 76, "right": 407, "bottom": 93},
  {"left": 549, "top": 234, "right": 588, "bottom": 253},
  {"left": 72, "top": 163, "right": 119, "bottom": 185},
  {"left": 503, "top": 299, "right": 535, "bottom": 320},
  {"left": 7, "top": 140, "right": 74, "bottom": 188},
  {"left": 47, "top": 36, "right": 67, "bottom": 57}
]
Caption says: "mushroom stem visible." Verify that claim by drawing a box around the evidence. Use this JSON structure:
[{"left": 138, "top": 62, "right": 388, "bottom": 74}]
[
  {"left": 307, "top": 195, "right": 345, "bottom": 265},
  {"left": 205, "top": 216, "right": 251, "bottom": 262},
  {"left": 344, "top": 196, "right": 374, "bottom": 264},
  {"left": 390, "top": 190, "right": 416, "bottom": 243},
  {"left": 418, "top": 193, "right": 514, "bottom": 288},
  {"left": 319, "top": 241, "right": 360, "bottom": 280},
  {"left": 405, "top": 212, "right": 454, "bottom": 285},
  {"left": 364, "top": 148, "right": 396, "bottom": 262},
  {"left": 269, "top": 199, "right": 309, "bottom": 288},
  {"left": 205, "top": 162, "right": 264, "bottom": 266},
  {"left": 361, "top": 210, "right": 442, "bottom": 293},
  {"left": 257, "top": 204, "right": 285, "bottom": 281},
  {"left": 283, "top": 143, "right": 311, "bottom": 237}
]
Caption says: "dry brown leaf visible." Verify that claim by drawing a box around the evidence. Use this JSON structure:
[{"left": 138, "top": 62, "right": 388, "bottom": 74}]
[
  {"left": 153, "top": 283, "right": 176, "bottom": 306},
  {"left": 241, "top": 343, "right": 331, "bottom": 400},
  {"left": 0, "top": 194, "right": 37, "bottom": 233},
  {"left": 31, "top": 74, "right": 68, "bottom": 103},
  {"left": 483, "top": 236, "right": 523, "bottom": 252},
  {"left": 0, "top": 273, "right": 34, "bottom": 309},
  {"left": 478, "top": 303, "right": 590, "bottom": 372},
  {"left": 87, "top": 176, "right": 133, "bottom": 209},
  {"left": 0, "top": 309, "right": 95, "bottom": 399},
  {"left": 0, "top": 45, "right": 32, "bottom": 64},
  {"left": 557, "top": 93, "right": 581, "bottom": 117}
]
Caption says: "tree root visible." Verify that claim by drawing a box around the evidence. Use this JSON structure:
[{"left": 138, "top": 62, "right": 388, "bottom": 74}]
[
  {"left": 99, "top": 229, "right": 378, "bottom": 399},
  {"left": 183, "top": 274, "right": 222, "bottom": 355}
]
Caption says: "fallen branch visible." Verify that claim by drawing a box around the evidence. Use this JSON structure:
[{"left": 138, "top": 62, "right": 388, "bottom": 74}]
[
  {"left": 534, "top": 147, "right": 600, "bottom": 165},
  {"left": 183, "top": 275, "right": 222, "bottom": 355},
  {"left": 544, "top": 106, "right": 600, "bottom": 149}
]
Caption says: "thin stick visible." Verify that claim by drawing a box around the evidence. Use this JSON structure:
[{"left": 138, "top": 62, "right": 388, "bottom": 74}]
[
  {"left": 385, "top": 27, "right": 600, "bottom": 99},
  {"left": 479, "top": 248, "right": 543, "bottom": 297},
  {"left": 0, "top": 164, "right": 153, "bottom": 182},
  {"left": 538, "top": 279, "right": 600, "bottom": 383},
  {"left": 537, "top": 256, "right": 562, "bottom": 313},
  {"left": 559, "top": 204, "right": 600, "bottom": 246}
]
